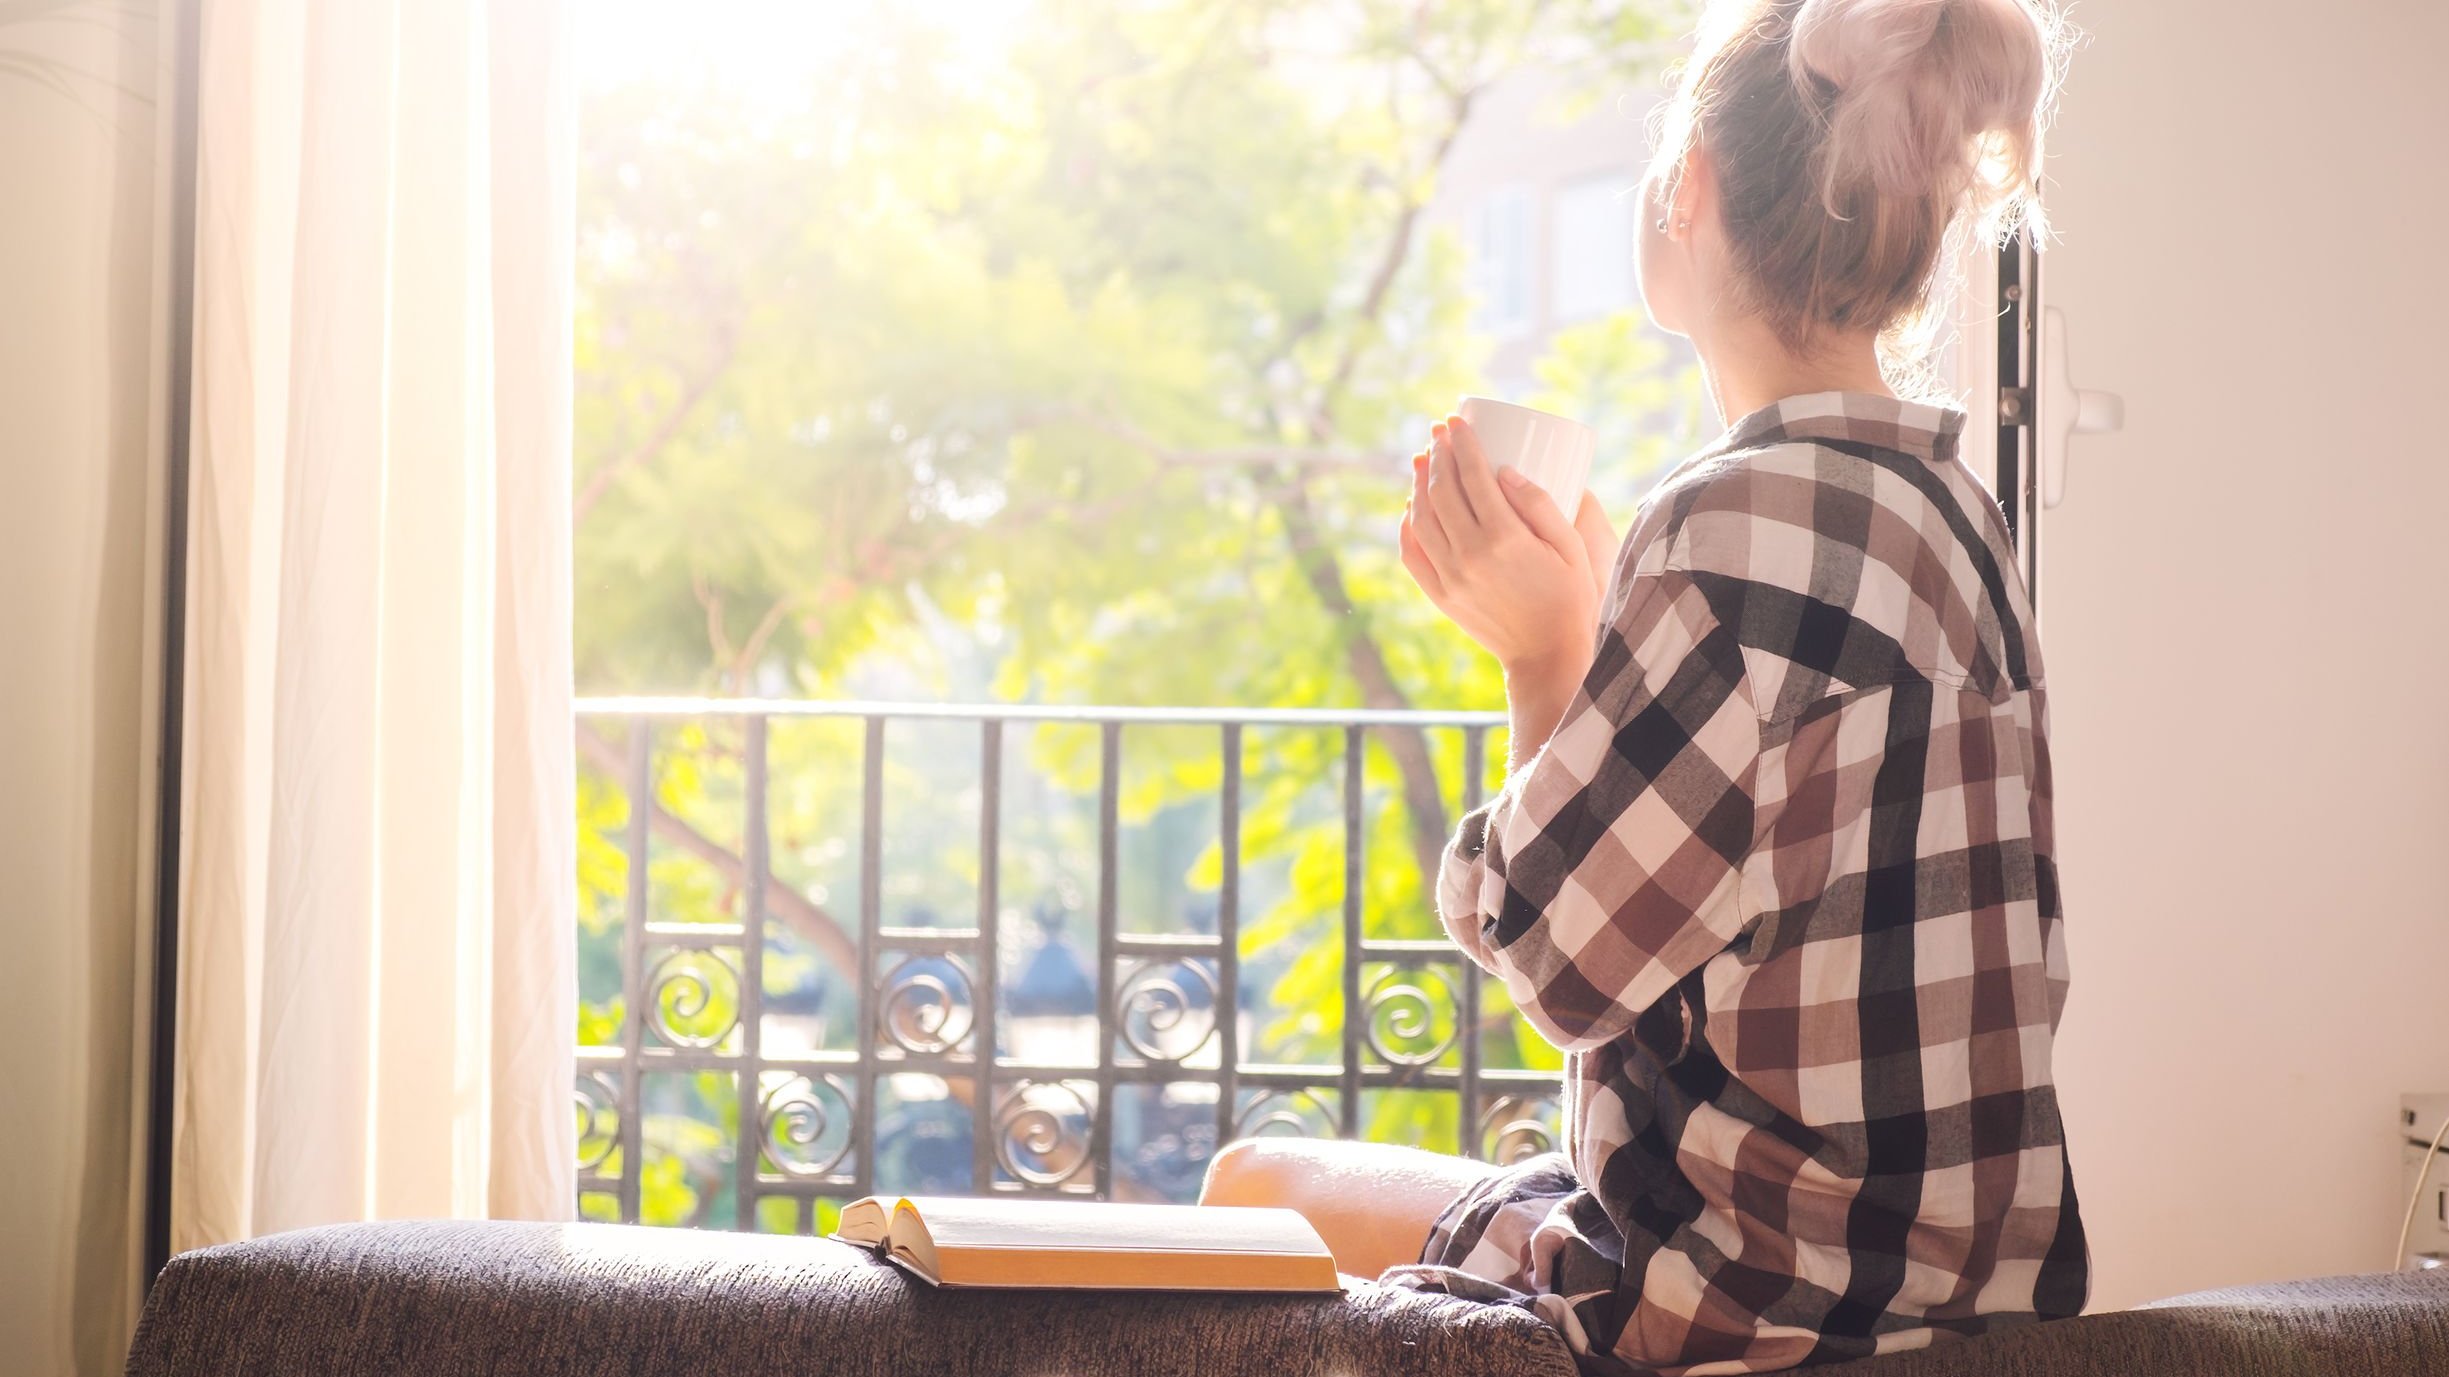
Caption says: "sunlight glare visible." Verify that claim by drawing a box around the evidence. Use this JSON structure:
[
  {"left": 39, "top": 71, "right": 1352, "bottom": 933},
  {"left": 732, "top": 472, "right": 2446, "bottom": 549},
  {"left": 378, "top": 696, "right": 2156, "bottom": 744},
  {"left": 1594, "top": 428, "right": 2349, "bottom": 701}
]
[{"left": 579, "top": 0, "right": 1035, "bottom": 104}]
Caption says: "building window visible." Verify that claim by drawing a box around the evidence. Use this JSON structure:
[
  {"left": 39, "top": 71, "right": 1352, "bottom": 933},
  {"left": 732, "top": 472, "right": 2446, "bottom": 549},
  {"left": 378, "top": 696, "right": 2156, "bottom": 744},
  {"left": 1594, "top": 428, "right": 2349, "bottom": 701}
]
[
  {"left": 1467, "top": 186, "right": 1534, "bottom": 337},
  {"left": 1550, "top": 174, "right": 1636, "bottom": 323}
]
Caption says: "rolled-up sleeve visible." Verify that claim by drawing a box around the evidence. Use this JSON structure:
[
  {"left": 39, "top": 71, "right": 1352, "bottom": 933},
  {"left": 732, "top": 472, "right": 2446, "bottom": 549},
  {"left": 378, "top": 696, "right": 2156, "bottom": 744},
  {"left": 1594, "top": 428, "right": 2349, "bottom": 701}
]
[{"left": 1436, "top": 564, "right": 1761, "bottom": 1052}]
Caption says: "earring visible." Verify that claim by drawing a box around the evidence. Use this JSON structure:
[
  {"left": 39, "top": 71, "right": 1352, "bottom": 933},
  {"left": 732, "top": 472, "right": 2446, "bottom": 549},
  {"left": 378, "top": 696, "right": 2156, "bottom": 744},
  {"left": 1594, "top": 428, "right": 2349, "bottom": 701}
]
[{"left": 1654, "top": 217, "right": 1668, "bottom": 232}]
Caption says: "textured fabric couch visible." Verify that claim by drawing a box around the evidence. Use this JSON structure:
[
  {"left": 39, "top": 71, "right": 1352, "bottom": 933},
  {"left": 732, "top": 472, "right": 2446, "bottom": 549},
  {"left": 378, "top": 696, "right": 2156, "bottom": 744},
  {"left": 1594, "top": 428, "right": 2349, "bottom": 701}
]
[{"left": 126, "top": 1219, "right": 2449, "bottom": 1376}]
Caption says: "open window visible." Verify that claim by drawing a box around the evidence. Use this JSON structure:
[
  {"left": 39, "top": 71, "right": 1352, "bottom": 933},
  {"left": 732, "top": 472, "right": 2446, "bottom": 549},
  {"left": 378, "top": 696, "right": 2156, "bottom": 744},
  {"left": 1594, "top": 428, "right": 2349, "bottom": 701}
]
[{"left": 563, "top": 1, "right": 2042, "bottom": 1235}]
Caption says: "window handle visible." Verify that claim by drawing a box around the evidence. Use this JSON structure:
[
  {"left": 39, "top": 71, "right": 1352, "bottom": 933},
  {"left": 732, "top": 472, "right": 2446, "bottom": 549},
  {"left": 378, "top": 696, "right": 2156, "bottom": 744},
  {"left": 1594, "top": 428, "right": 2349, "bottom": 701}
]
[{"left": 2038, "top": 306, "right": 2124, "bottom": 509}]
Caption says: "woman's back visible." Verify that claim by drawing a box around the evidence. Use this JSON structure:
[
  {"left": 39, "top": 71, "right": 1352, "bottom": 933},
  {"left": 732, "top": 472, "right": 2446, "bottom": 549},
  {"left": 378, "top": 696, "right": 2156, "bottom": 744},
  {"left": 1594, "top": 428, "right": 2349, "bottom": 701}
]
[{"left": 1415, "top": 391, "right": 2086, "bottom": 1372}]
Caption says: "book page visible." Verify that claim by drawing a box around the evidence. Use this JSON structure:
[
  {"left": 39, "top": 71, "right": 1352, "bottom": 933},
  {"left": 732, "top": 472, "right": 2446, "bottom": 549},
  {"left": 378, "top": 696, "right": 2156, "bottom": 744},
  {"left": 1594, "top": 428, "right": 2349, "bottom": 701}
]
[
  {"left": 895, "top": 1197, "right": 1329, "bottom": 1256},
  {"left": 835, "top": 1196, "right": 895, "bottom": 1246}
]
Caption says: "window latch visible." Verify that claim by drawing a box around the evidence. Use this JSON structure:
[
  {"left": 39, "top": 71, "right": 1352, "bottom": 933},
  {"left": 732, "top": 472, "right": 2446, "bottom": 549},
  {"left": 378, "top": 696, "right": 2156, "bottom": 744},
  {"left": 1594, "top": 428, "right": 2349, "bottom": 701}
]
[{"left": 2036, "top": 306, "right": 2124, "bottom": 509}]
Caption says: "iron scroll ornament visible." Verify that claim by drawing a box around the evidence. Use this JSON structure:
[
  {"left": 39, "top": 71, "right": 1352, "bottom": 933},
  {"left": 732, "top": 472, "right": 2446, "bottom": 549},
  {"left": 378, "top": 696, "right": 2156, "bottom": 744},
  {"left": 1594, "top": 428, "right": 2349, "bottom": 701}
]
[
  {"left": 643, "top": 948, "right": 742, "bottom": 1050},
  {"left": 877, "top": 954, "right": 976, "bottom": 1057},
  {"left": 1115, "top": 957, "right": 1219, "bottom": 1063},
  {"left": 1232, "top": 1087, "right": 1340, "bottom": 1141},
  {"left": 1361, "top": 964, "right": 1461, "bottom": 1067},
  {"left": 574, "top": 1070, "right": 621, "bottom": 1173},
  {"left": 993, "top": 1080, "right": 1097, "bottom": 1187},
  {"left": 759, "top": 1072, "right": 856, "bottom": 1180},
  {"left": 1476, "top": 1093, "right": 1560, "bottom": 1164}
]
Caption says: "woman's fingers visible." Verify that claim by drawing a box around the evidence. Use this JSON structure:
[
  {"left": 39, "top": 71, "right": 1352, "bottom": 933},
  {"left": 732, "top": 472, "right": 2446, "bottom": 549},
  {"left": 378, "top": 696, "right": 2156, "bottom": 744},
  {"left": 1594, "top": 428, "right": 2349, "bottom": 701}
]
[
  {"left": 1402, "top": 452, "right": 1451, "bottom": 601},
  {"left": 1409, "top": 452, "right": 1454, "bottom": 566},
  {"left": 1445, "top": 416, "right": 1510, "bottom": 527},
  {"left": 1497, "top": 469, "right": 1582, "bottom": 565},
  {"left": 1399, "top": 513, "right": 1447, "bottom": 601},
  {"left": 1424, "top": 424, "right": 1479, "bottom": 541},
  {"left": 1572, "top": 492, "right": 1620, "bottom": 594},
  {"left": 1571, "top": 490, "right": 1617, "bottom": 547},
  {"left": 1400, "top": 426, "right": 1603, "bottom": 671}
]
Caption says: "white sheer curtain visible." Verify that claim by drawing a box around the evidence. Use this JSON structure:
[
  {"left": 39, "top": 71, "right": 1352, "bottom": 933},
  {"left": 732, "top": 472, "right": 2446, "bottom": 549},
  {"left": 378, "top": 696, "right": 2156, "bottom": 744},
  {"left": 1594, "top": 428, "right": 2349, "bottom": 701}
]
[{"left": 171, "top": 0, "right": 577, "bottom": 1247}]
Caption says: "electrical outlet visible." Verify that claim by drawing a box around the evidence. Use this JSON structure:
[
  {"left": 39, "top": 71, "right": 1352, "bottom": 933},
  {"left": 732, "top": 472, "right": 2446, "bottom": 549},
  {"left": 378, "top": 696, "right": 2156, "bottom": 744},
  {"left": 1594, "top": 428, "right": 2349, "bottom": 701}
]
[{"left": 2402, "top": 1093, "right": 2449, "bottom": 1269}]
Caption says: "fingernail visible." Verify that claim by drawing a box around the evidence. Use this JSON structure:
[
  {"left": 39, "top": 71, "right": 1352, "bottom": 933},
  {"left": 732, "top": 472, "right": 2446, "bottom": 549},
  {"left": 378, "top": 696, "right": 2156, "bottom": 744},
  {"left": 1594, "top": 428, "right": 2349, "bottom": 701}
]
[{"left": 1498, "top": 466, "right": 1527, "bottom": 488}]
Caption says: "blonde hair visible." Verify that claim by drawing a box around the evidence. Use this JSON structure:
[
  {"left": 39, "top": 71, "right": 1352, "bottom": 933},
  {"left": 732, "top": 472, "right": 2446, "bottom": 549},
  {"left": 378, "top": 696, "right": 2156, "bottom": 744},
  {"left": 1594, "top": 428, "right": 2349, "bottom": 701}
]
[{"left": 1650, "top": 0, "right": 2070, "bottom": 366}]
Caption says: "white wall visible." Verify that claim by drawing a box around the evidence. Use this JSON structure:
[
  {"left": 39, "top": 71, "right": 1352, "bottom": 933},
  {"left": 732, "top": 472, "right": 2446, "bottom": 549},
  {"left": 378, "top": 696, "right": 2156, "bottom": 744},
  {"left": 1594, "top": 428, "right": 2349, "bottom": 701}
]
[
  {"left": 2041, "top": 0, "right": 2449, "bottom": 1310},
  {"left": 0, "top": 4, "right": 166, "bottom": 1375}
]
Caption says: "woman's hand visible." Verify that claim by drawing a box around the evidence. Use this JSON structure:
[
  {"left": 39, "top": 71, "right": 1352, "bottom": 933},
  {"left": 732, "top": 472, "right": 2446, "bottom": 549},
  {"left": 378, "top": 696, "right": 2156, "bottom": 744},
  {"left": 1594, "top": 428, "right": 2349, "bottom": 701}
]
[
  {"left": 1398, "top": 414, "right": 1605, "bottom": 686},
  {"left": 1571, "top": 490, "right": 1621, "bottom": 601}
]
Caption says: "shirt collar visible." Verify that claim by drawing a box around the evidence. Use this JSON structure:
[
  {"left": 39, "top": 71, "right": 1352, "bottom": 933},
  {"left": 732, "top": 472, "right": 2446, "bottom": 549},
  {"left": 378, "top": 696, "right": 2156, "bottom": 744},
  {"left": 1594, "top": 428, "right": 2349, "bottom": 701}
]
[{"left": 1709, "top": 390, "right": 1966, "bottom": 466}]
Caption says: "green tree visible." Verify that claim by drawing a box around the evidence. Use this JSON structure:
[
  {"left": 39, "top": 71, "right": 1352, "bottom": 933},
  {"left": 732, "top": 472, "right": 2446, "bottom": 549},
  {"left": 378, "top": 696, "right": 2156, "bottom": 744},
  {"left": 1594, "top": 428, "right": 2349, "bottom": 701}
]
[{"left": 573, "top": 0, "right": 1700, "bottom": 1224}]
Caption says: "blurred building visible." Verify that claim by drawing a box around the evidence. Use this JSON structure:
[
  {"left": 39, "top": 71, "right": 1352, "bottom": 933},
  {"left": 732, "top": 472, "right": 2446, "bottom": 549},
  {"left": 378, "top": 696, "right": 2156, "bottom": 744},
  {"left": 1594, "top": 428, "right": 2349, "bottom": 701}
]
[{"left": 1423, "top": 72, "right": 1669, "bottom": 396}]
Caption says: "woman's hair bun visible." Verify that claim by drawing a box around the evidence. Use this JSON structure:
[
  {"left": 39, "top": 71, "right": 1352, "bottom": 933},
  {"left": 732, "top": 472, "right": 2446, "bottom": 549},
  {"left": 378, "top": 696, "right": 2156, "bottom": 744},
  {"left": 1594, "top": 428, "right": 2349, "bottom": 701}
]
[
  {"left": 1787, "top": 0, "right": 2062, "bottom": 235},
  {"left": 1645, "top": 0, "right": 2073, "bottom": 359}
]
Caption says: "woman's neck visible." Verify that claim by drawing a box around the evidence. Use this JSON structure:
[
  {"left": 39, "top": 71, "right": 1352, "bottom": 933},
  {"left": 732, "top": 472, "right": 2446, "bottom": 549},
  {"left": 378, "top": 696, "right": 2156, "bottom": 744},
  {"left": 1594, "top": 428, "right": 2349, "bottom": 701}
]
[{"left": 1695, "top": 313, "right": 1892, "bottom": 424}]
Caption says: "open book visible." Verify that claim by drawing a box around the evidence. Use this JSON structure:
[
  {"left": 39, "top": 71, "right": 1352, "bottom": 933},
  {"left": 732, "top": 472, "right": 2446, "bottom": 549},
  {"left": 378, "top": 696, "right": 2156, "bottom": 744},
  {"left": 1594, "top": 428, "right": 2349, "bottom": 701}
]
[{"left": 832, "top": 1195, "right": 1340, "bottom": 1293}]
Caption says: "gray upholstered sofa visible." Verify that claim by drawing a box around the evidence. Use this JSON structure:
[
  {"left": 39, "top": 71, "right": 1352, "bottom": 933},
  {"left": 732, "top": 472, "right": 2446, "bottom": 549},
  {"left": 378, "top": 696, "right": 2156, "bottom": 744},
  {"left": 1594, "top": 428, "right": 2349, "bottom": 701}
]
[{"left": 126, "top": 1219, "right": 2449, "bottom": 1375}]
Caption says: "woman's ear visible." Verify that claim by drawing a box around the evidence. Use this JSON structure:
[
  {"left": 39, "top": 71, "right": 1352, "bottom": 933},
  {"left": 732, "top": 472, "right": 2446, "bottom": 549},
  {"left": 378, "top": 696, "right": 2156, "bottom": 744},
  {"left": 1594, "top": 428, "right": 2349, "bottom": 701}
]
[
  {"left": 1668, "top": 146, "right": 1715, "bottom": 241},
  {"left": 1637, "top": 155, "right": 1699, "bottom": 337}
]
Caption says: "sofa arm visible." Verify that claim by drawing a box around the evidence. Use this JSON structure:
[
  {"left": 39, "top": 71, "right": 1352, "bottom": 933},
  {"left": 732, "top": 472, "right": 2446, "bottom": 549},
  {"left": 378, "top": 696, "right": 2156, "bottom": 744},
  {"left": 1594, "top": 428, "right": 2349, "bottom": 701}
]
[
  {"left": 125, "top": 1218, "right": 2449, "bottom": 1376},
  {"left": 1811, "top": 1268, "right": 2449, "bottom": 1377},
  {"left": 124, "top": 1219, "right": 1580, "bottom": 1377}
]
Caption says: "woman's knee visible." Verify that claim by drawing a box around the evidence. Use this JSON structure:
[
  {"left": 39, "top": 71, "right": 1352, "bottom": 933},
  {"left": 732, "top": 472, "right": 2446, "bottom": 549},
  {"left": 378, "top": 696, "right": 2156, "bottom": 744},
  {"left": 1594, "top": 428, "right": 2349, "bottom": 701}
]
[
  {"left": 1201, "top": 1136, "right": 1483, "bottom": 1213},
  {"left": 1199, "top": 1137, "right": 1289, "bottom": 1207},
  {"left": 1199, "top": 1136, "right": 1470, "bottom": 1277}
]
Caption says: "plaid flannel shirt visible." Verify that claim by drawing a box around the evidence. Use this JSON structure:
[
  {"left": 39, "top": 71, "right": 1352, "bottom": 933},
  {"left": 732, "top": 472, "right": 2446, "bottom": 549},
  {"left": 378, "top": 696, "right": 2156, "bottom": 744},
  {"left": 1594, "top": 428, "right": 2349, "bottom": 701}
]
[{"left": 1401, "top": 393, "right": 2088, "bottom": 1375}]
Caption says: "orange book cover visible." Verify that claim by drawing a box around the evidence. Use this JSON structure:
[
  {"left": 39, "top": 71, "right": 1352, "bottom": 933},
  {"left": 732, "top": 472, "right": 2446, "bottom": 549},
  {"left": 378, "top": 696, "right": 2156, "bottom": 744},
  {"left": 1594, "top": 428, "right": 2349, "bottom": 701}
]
[{"left": 832, "top": 1195, "right": 1341, "bottom": 1293}]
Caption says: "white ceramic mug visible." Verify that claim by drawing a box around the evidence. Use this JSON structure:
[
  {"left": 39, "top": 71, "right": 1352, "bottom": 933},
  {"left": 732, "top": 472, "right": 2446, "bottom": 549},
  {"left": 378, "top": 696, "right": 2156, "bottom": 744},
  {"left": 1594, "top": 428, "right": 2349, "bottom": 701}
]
[{"left": 1456, "top": 396, "right": 1595, "bottom": 516}]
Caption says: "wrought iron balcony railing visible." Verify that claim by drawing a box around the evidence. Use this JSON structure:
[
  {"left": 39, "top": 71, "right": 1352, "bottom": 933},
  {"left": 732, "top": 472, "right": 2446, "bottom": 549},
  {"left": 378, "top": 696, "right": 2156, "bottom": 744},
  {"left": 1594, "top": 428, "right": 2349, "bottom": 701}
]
[{"left": 574, "top": 698, "right": 1564, "bottom": 1233}]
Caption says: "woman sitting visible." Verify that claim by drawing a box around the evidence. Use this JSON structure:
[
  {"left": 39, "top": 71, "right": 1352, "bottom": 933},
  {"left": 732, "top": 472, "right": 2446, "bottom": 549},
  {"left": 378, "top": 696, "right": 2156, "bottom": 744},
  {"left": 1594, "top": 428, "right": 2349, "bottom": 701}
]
[{"left": 1202, "top": 1, "right": 2088, "bottom": 1371}]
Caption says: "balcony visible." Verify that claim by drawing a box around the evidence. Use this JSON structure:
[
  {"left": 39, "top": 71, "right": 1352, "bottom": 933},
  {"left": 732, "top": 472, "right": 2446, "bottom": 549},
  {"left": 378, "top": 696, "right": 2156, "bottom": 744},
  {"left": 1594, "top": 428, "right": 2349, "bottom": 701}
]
[{"left": 572, "top": 698, "right": 1565, "bottom": 1234}]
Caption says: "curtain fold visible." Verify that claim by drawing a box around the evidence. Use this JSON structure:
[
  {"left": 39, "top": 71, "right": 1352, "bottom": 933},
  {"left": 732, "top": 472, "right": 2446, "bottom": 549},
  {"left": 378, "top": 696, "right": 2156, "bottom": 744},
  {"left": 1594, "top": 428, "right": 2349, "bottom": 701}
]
[
  {"left": 171, "top": 0, "right": 577, "bottom": 1250},
  {"left": 484, "top": 0, "right": 582, "bottom": 1223}
]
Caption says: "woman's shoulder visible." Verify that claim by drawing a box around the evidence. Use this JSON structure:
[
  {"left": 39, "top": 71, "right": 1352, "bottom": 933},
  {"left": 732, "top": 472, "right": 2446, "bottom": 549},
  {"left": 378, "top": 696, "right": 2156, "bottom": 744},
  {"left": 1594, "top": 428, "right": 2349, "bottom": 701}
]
[
  {"left": 1635, "top": 436, "right": 1859, "bottom": 576},
  {"left": 1626, "top": 436, "right": 2038, "bottom": 708}
]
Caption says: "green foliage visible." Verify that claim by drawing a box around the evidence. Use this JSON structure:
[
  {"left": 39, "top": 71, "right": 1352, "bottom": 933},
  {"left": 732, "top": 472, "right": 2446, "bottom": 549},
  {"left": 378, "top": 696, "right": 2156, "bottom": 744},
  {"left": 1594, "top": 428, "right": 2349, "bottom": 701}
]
[{"left": 575, "top": 0, "right": 1699, "bottom": 1225}]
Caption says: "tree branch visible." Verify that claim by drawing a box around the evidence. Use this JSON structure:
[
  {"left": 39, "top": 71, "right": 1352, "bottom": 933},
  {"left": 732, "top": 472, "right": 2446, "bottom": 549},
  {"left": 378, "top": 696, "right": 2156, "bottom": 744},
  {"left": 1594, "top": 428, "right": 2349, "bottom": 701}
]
[
  {"left": 691, "top": 570, "right": 734, "bottom": 672},
  {"left": 727, "top": 591, "right": 801, "bottom": 694},
  {"left": 576, "top": 723, "right": 861, "bottom": 977},
  {"left": 1269, "top": 479, "right": 1454, "bottom": 886},
  {"left": 1259, "top": 81, "right": 1485, "bottom": 892},
  {"left": 1303, "top": 83, "right": 1478, "bottom": 440},
  {"left": 574, "top": 325, "right": 739, "bottom": 526}
]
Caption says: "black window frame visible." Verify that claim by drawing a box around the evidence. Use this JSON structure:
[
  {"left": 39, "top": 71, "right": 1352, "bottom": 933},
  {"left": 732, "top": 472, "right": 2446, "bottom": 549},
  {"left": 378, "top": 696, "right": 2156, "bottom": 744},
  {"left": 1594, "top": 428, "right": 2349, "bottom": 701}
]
[{"left": 1993, "top": 233, "right": 2042, "bottom": 598}]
